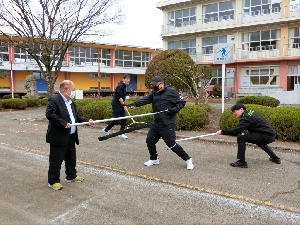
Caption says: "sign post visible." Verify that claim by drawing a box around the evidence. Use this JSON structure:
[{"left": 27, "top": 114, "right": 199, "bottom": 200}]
[{"left": 213, "top": 43, "right": 234, "bottom": 113}]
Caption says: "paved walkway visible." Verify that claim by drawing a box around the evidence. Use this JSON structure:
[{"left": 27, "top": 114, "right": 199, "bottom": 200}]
[{"left": 0, "top": 105, "right": 299, "bottom": 224}]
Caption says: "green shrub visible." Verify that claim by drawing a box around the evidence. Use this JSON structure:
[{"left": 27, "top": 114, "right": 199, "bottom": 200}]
[
  {"left": 237, "top": 96, "right": 280, "bottom": 107},
  {"left": 1, "top": 98, "right": 27, "bottom": 109},
  {"left": 39, "top": 98, "right": 48, "bottom": 106},
  {"left": 220, "top": 104, "right": 300, "bottom": 142},
  {"left": 76, "top": 98, "right": 210, "bottom": 131},
  {"left": 177, "top": 104, "right": 209, "bottom": 130},
  {"left": 24, "top": 98, "right": 40, "bottom": 107},
  {"left": 213, "top": 84, "right": 222, "bottom": 97},
  {"left": 3, "top": 94, "right": 20, "bottom": 99}
]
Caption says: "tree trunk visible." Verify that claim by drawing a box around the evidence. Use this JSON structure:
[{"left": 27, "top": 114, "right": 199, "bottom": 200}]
[
  {"left": 44, "top": 69, "right": 55, "bottom": 97},
  {"left": 205, "top": 90, "right": 209, "bottom": 104}
]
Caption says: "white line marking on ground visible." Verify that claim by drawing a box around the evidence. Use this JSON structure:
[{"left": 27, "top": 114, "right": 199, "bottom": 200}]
[
  {"left": 50, "top": 198, "right": 95, "bottom": 224},
  {"left": 2, "top": 144, "right": 300, "bottom": 221}
]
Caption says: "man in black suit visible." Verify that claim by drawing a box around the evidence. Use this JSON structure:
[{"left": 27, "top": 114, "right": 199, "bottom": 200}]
[{"left": 46, "top": 80, "right": 94, "bottom": 190}]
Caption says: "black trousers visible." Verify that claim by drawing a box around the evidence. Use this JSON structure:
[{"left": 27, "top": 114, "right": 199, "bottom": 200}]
[
  {"left": 105, "top": 103, "right": 126, "bottom": 131},
  {"left": 146, "top": 123, "right": 190, "bottom": 161},
  {"left": 237, "top": 132, "right": 277, "bottom": 162},
  {"left": 48, "top": 134, "right": 77, "bottom": 184}
]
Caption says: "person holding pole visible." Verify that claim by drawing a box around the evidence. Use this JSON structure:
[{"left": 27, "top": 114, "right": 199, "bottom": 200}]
[
  {"left": 216, "top": 103, "right": 281, "bottom": 168},
  {"left": 46, "top": 80, "right": 94, "bottom": 190},
  {"left": 102, "top": 74, "right": 130, "bottom": 139},
  {"left": 128, "top": 76, "right": 194, "bottom": 170}
]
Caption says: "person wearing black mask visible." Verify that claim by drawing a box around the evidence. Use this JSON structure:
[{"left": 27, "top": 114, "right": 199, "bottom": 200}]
[
  {"left": 128, "top": 76, "right": 194, "bottom": 170},
  {"left": 102, "top": 74, "right": 131, "bottom": 139}
]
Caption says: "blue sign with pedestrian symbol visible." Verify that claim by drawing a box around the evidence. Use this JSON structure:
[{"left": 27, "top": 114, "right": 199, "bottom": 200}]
[{"left": 213, "top": 43, "right": 234, "bottom": 64}]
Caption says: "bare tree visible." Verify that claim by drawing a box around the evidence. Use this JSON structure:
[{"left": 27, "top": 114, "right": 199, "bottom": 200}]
[
  {"left": 0, "top": 0, "right": 125, "bottom": 96},
  {"left": 198, "top": 65, "right": 213, "bottom": 104},
  {"left": 173, "top": 64, "right": 212, "bottom": 105},
  {"left": 0, "top": 70, "right": 9, "bottom": 79}
]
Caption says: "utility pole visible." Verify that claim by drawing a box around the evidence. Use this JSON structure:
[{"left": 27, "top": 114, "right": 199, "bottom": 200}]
[
  {"left": 97, "top": 45, "right": 101, "bottom": 99},
  {"left": 9, "top": 40, "right": 14, "bottom": 99}
]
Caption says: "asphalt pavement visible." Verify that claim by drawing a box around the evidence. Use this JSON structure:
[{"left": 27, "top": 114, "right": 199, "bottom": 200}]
[{"left": 0, "top": 103, "right": 299, "bottom": 225}]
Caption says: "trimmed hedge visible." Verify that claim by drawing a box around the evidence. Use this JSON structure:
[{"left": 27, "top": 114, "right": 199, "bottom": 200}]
[
  {"left": 1, "top": 98, "right": 27, "bottom": 109},
  {"left": 39, "top": 98, "right": 49, "bottom": 106},
  {"left": 0, "top": 97, "right": 48, "bottom": 109},
  {"left": 219, "top": 104, "right": 300, "bottom": 142},
  {"left": 3, "top": 94, "right": 21, "bottom": 99},
  {"left": 75, "top": 97, "right": 210, "bottom": 131},
  {"left": 237, "top": 96, "right": 280, "bottom": 107},
  {"left": 23, "top": 98, "right": 40, "bottom": 107}
]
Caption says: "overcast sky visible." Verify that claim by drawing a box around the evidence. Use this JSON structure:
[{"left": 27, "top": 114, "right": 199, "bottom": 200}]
[{"left": 100, "top": 0, "right": 163, "bottom": 49}]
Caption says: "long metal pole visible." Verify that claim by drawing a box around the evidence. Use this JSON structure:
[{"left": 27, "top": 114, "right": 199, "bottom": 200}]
[
  {"left": 71, "top": 111, "right": 164, "bottom": 126},
  {"left": 98, "top": 46, "right": 100, "bottom": 98},
  {"left": 222, "top": 63, "right": 225, "bottom": 113},
  {"left": 175, "top": 133, "right": 216, "bottom": 142}
]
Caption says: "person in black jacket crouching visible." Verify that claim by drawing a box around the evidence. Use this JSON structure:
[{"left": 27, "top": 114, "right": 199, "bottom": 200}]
[
  {"left": 128, "top": 76, "right": 194, "bottom": 170},
  {"left": 216, "top": 103, "right": 281, "bottom": 168}
]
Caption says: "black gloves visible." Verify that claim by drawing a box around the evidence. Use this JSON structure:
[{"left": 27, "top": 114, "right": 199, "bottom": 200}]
[
  {"left": 166, "top": 108, "right": 175, "bottom": 114},
  {"left": 126, "top": 103, "right": 136, "bottom": 108}
]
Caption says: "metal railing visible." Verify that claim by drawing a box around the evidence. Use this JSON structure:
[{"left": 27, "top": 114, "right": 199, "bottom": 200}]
[
  {"left": 161, "top": 5, "right": 300, "bottom": 36},
  {"left": 189, "top": 44, "right": 300, "bottom": 63}
]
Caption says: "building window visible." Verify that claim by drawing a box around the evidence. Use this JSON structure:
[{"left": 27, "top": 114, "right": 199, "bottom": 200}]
[
  {"left": 202, "top": 35, "right": 227, "bottom": 55},
  {"left": 243, "top": 0, "right": 281, "bottom": 17},
  {"left": 242, "top": 29, "right": 280, "bottom": 51},
  {"left": 290, "top": 0, "right": 300, "bottom": 11},
  {"left": 14, "top": 46, "right": 37, "bottom": 63},
  {"left": 211, "top": 69, "right": 222, "bottom": 85},
  {"left": 289, "top": 27, "right": 300, "bottom": 48},
  {"left": 209, "top": 68, "right": 234, "bottom": 86},
  {"left": 169, "top": 7, "right": 196, "bottom": 27},
  {"left": 241, "top": 66, "right": 280, "bottom": 86},
  {"left": 89, "top": 73, "right": 110, "bottom": 78},
  {"left": 287, "top": 65, "right": 300, "bottom": 91},
  {"left": 203, "top": 0, "right": 235, "bottom": 23},
  {"left": 69, "top": 47, "right": 111, "bottom": 66},
  {"left": 168, "top": 39, "right": 196, "bottom": 56},
  {"left": 0, "top": 40, "right": 9, "bottom": 61},
  {"left": 115, "top": 50, "right": 149, "bottom": 68}
]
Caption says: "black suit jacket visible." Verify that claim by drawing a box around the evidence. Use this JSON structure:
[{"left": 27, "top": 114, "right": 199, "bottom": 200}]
[{"left": 45, "top": 94, "right": 88, "bottom": 145}]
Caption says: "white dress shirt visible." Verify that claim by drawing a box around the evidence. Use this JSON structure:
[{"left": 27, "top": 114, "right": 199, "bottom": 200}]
[{"left": 59, "top": 92, "right": 76, "bottom": 134}]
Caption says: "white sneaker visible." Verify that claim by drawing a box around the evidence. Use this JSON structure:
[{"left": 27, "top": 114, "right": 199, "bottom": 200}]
[
  {"left": 144, "top": 158, "right": 160, "bottom": 166},
  {"left": 102, "top": 128, "right": 109, "bottom": 136},
  {"left": 118, "top": 134, "right": 128, "bottom": 139},
  {"left": 186, "top": 158, "right": 194, "bottom": 170}
]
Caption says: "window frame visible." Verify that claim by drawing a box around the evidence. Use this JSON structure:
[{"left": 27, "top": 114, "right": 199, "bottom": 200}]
[
  {"left": 168, "top": 39, "right": 196, "bottom": 56},
  {"left": 203, "top": 0, "right": 236, "bottom": 23},
  {"left": 240, "top": 65, "right": 280, "bottom": 87},
  {"left": 242, "top": 29, "right": 280, "bottom": 52},
  {"left": 169, "top": 7, "right": 196, "bottom": 27}
]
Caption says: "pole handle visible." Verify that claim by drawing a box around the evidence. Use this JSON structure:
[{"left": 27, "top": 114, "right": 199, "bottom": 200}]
[{"left": 71, "top": 111, "right": 164, "bottom": 126}]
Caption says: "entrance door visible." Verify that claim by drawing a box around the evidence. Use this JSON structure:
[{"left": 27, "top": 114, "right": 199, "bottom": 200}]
[
  {"left": 127, "top": 74, "right": 137, "bottom": 91},
  {"left": 33, "top": 72, "right": 47, "bottom": 91}
]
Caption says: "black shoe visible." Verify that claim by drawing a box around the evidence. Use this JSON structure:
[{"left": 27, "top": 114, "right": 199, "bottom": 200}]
[
  {"left": 230, "top": 160, "right": 248, "bottom": 168},
  {"left": 269, "top": 157, "right": 281, "bottom": 164}
]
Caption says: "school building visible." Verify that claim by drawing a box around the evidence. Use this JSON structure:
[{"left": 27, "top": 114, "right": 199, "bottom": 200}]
[
  {"left": 157, "top": 0, "right": 300, "bottom": 104},
  {"left": 0, "top": 35, "right": 162, "bottom": 98}
]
